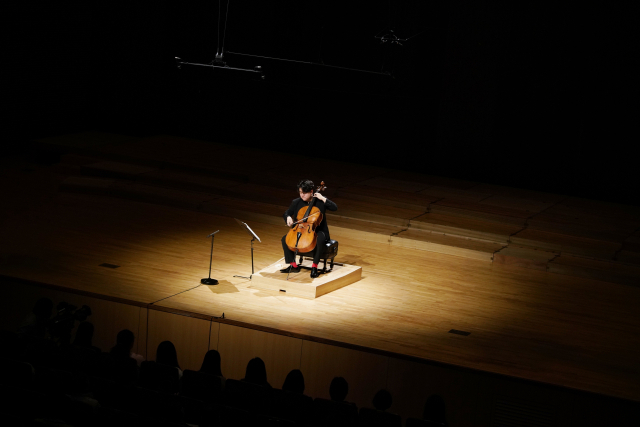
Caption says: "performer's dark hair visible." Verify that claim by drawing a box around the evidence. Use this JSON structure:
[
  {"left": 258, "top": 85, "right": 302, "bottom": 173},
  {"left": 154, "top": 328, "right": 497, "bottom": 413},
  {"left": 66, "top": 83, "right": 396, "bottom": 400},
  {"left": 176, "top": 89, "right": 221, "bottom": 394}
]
[{"left": 298, "top": 179, "right": 314, "bottom": 193}]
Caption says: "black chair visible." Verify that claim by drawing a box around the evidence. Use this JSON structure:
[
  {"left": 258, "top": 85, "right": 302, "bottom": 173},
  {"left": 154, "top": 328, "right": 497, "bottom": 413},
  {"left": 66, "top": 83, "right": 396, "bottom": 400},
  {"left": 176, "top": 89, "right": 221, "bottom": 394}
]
[
  {"left": 257, "top": 413, "right": 298, "bottom": 427},
  {"left": 140, "top": 361, "right": 180, "bottom": 394},
  {"left": 179, "top": 395, "right": 205, "bottom": 425},
  {"left": 180, "top": 369, "right": 223, "bottom": 402},
  {"left": 406, "top": 419, "right": 447, "bottom": 427},
  {"left": 298, "top": 239, "right": 339, "bottom": 274},
  {"left": 223, "top": 378, "right": 270, "bottom": 414},
  {"left": 267, "top": 388, "right": 314, "bottom": 423},
  {"left": 219, "top": 404, "right": 258, "bottom": 427},
  {"left": 312, "top": 397, "right": 358, "bottom": 427},
  {"left": 200, "top": 402, "right": 224, "bottom": 427},
  {"left": 90, "top": 376, "right": 125, "bottom": 409},
  {"left": 358, "top": 407, "right": 402, "bottom": 427},
  {"left": 0, "top": 359, "right": 35, "bottom": 388},
  {"left": 0, "top": 386, "right": 48, "bottom": 425}
]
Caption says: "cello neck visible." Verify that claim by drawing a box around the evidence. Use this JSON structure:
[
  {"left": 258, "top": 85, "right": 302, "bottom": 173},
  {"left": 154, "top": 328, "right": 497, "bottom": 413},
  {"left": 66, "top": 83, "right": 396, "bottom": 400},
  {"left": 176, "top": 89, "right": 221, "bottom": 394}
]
[{"left": 302, "top": 181, "right": 326, "bottom": 222}]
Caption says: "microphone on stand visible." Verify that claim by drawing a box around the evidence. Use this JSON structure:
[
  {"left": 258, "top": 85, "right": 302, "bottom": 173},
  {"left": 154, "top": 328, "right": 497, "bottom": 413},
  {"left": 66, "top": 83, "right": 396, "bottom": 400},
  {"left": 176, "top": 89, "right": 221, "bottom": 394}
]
[{"left": 202, "top": 230, "right": 220, "bottom": 285}]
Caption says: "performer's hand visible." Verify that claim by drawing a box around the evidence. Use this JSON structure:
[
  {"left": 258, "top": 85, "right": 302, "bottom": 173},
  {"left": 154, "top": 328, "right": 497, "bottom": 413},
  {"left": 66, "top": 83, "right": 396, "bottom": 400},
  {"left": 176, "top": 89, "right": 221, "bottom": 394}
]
[
  {"left": 286, "top": 216, "right": 294, "bottom": 227},
  {"left": 314, "top": 192, "right": 327, "bottom": 202}
]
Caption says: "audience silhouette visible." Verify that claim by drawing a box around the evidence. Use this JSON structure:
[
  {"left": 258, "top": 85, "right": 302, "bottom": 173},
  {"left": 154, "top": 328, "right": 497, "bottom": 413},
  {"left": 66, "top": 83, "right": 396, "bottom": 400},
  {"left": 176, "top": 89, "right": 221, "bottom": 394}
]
[
  {"left": 372, "top": 389, "right": 393, "bottom": 411},
  {"left": 156, "top": 340, "right": 182, "bottom": 376},
  {"left": 4, "top": 298, "right": 456, "bottom": 427},
  {"left": 242, "top": 357, "right": 271, "bottom": 388},
  {"left": 18, "top": 297, "right": 53, "bottom": 339},
  {"left": 330, "top": 376, "right": 350, "bottom": 402},
  {"left": 282, "top": 368, "right": 305, "bottom": 394},
  {"left": 107, "top": 329, "right": 138, "bottom": 383},
  {"left": 423, "top": 394, "right": 448, "bottom": 426},
  {"left": 199, "top": 349, "right": 224, "bottom": 378},
  {"left": 72, "top": 321, "right": 99, "bottom": 351}
]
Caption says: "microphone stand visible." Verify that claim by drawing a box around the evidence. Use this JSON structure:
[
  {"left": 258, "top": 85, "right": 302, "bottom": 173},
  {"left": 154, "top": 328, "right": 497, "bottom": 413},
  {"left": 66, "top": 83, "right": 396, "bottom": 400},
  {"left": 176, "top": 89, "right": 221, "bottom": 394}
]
[
  {"left": 201, "top": 230, "right": 220, "bottom": 285},
  {"left": 233, "top": 218, "right": 261, "bottom": 280}
]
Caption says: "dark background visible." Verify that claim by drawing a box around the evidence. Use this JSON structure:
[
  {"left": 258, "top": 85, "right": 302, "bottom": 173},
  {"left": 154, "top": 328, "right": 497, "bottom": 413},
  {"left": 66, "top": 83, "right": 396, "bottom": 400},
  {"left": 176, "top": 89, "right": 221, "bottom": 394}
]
[{"left": 4, "top": 2, "right": 638, "bottom": 204}]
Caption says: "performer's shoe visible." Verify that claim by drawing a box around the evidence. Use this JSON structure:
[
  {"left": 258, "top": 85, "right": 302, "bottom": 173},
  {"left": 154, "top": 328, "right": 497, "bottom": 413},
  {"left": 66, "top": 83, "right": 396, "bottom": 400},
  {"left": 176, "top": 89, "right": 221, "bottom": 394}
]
[
  {"left": 280, "top": 265, "right": 301, "bottom": 273},
  {"left": 310, "top": 267, "right": 320, "bottom": 278}
]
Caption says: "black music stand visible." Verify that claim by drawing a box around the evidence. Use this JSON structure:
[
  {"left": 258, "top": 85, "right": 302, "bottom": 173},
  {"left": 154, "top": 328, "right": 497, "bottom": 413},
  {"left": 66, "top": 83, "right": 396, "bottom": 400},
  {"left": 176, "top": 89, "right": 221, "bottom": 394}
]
[
  {"left": 233, "top": 218, "right": 261, "bottom": 280},
  {"left": 201, "top": 230, "right": 220, "bottom": 285}
]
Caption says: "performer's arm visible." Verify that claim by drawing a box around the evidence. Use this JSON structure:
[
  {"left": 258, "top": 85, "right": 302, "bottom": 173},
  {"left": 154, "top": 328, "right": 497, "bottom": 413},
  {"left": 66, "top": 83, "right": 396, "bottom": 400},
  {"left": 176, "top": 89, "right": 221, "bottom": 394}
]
[
  {"left": 284, "top": 199, "right": 298, "bottom": 226},
  {"left": 324, "top": 198, "right": 338, "bottom": 211},
  {"left": 314, "top": 193, "right": 337, "bottom": 211}
]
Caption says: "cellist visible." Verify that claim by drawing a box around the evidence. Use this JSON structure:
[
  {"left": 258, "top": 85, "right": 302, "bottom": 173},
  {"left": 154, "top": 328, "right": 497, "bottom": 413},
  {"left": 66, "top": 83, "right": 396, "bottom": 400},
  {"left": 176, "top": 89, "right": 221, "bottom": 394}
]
[{"left": 280, "top": 179, "right": 338, "bottom": 278}]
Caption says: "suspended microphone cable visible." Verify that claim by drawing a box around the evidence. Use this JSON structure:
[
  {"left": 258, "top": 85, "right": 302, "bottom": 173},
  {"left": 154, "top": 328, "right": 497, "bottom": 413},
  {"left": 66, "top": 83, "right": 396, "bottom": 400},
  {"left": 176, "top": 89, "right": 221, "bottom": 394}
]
[
  {"left": 220, "top": 0, "right": 231, "bottom": 56},
  {"left": 216, "top": 0, "right": 222, "bottom": 56},
  {"left": 226, "top": 51, "right": 389, "bottom": 76}
]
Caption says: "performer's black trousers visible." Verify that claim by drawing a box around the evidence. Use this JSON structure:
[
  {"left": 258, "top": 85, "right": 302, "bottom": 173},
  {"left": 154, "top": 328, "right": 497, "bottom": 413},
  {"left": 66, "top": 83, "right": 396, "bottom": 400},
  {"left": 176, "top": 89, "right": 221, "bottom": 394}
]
[{"left": 281, "top": 231, "right": 327, "bottom": 265}]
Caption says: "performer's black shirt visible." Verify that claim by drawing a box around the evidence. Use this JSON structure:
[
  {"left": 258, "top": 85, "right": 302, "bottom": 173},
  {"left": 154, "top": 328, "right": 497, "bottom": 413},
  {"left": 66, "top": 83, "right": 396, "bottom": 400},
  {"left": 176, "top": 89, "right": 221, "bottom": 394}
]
[{"left": 283, "top": 197, "right": 338, "bottom": 241}]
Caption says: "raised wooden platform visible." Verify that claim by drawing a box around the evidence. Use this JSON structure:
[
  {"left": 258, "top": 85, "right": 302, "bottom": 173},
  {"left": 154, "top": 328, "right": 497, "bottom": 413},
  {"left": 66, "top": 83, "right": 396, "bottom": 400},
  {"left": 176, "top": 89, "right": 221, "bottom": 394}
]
[{"left": 250, "top": 258, "right": 362, "bottom": 299}]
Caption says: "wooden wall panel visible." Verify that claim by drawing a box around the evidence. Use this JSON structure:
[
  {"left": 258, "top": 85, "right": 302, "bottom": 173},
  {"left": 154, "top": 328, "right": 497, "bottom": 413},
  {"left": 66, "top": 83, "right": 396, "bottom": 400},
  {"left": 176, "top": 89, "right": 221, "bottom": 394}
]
[
  {"left": 147, "top": 310, "right": 212, "bottom": 371},
  {"left": 209, "top": 321, "right": 220, "bottom": 350},
  {"left": 300, "top": 340, "right": 388, "bottom": 410},
  {"left": 217, "top": 324, "right": 302, "bottom": 389},
  {"left": 137, "top": 306, "right": 148, "bottom": 359},
  {"left": 386, "top": 357, "right": 490, "bottom": 426}
]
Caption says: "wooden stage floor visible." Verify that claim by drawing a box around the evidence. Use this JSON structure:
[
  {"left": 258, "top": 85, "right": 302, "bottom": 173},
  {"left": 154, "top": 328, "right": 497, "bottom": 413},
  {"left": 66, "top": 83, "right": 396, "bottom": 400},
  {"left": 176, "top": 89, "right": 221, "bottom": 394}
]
[{"left": 1, "top": 133, "right": 640, "bottom": 405}]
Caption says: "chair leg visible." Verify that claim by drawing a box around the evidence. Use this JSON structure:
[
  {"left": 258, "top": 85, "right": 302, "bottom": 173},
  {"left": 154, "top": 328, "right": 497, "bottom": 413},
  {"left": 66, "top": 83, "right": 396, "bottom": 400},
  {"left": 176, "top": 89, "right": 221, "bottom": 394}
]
[{"left": 322, "top": 258, "right": 328, "bottom": 273}]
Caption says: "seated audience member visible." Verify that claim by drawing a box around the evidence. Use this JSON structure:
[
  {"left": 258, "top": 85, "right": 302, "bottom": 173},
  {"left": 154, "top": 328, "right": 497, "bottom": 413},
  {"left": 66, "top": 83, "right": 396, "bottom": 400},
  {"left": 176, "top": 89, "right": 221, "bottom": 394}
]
[
  {"left": 107, "top": 329, "right": 138, "bottom": 383},
  {"left": 116, "top": 328, "right": 144, "bottom": 366},
  {"left": 156, "top": 340, "right": 182, "bottom": 378},
  {"left": 199, "top": 349, "right": 224, "bottom": 378},
  {"left": 282, "top": 369, "right": 305, "bottom": 394},
  {"left": 358, "top": 389, "right": 401, "bottom": 427},
  {"left": 423, "top": 394, "right": 448, "bottom": 426},
  {"left": 56, "top": 321, "right": 101, "bottom": 372},
  {"left": 311, "top": 377, "right": 358, "bottom": 427},
  {"left": 72, "top": 321, "right": 101, "bottom": 353},
  {"left": 242, "top": 357, "right": 271, "bottom": 388},
  {"left": 330, "top": 376, "right": 350, "bottom": 402},
  {"left": 18, "top": 297, "right": 53, "bottom": 339},
  {"left": 372, "top": 389, "right": 393, "bottom": 411}
]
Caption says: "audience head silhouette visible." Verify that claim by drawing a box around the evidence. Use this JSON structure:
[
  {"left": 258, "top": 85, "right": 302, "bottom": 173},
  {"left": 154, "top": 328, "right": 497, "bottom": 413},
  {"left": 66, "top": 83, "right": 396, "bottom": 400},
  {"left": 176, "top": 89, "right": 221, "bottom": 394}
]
[
  {"left": 73, "top": 321, "right": 94, "bottom": 347},
  {"left": 22, "top": 297, "right": 53, "bottom": 338},
  {"left": 423, "top": 394, "right": 447, "bottom": 424},
  {"left": 329, "top": 376, "right": 349, "bottom": 402},
  {"left": 156, "top": 340, "right": 180, "bottom": 369},
  {"left": 200, "top": 349, "right": 223, "bottom": 377},
  {"left": 372, "top": 389, "right": 393, "bottom": 411},
  {"left": 117, "top": 329, "right": 134, "bottom": 349},
  {"left": 243, "top": 357, "right": 268, "bottom": 386},
  {"left": 282, "top": 369, "right": 305, "bottom": 394},
  {"left": 110, "top": 329, "right": 135, "bottom": 358}
]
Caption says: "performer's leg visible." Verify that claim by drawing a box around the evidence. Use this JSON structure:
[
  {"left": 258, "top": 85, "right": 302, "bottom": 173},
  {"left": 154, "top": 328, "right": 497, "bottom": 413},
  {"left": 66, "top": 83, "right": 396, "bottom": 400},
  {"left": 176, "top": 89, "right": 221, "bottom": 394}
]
[
  {"left": 281, "top": 235, "right": 297, "bottom": 264},
  {"left": 281, "top": 235, "right": 301, "bottom": 272},
  {"left": 312, "top": 232, "right": 327, "bottom": 265}
]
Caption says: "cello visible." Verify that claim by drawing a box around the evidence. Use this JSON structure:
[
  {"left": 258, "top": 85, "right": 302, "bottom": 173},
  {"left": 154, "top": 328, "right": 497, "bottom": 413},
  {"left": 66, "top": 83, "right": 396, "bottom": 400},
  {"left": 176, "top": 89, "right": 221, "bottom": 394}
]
[{"left": 285, "top": 181, "right": 327, "bottom": 255}]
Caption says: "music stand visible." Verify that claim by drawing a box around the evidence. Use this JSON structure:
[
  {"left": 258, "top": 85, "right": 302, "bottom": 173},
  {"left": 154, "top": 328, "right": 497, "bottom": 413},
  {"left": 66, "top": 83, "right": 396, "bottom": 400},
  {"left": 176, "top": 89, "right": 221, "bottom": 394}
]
[
  {"left": 201, "top": 230, "right": 220, "bottom": 285},
  {"left": 233, "top": 218, "right": 261, "bottom": 280}
]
